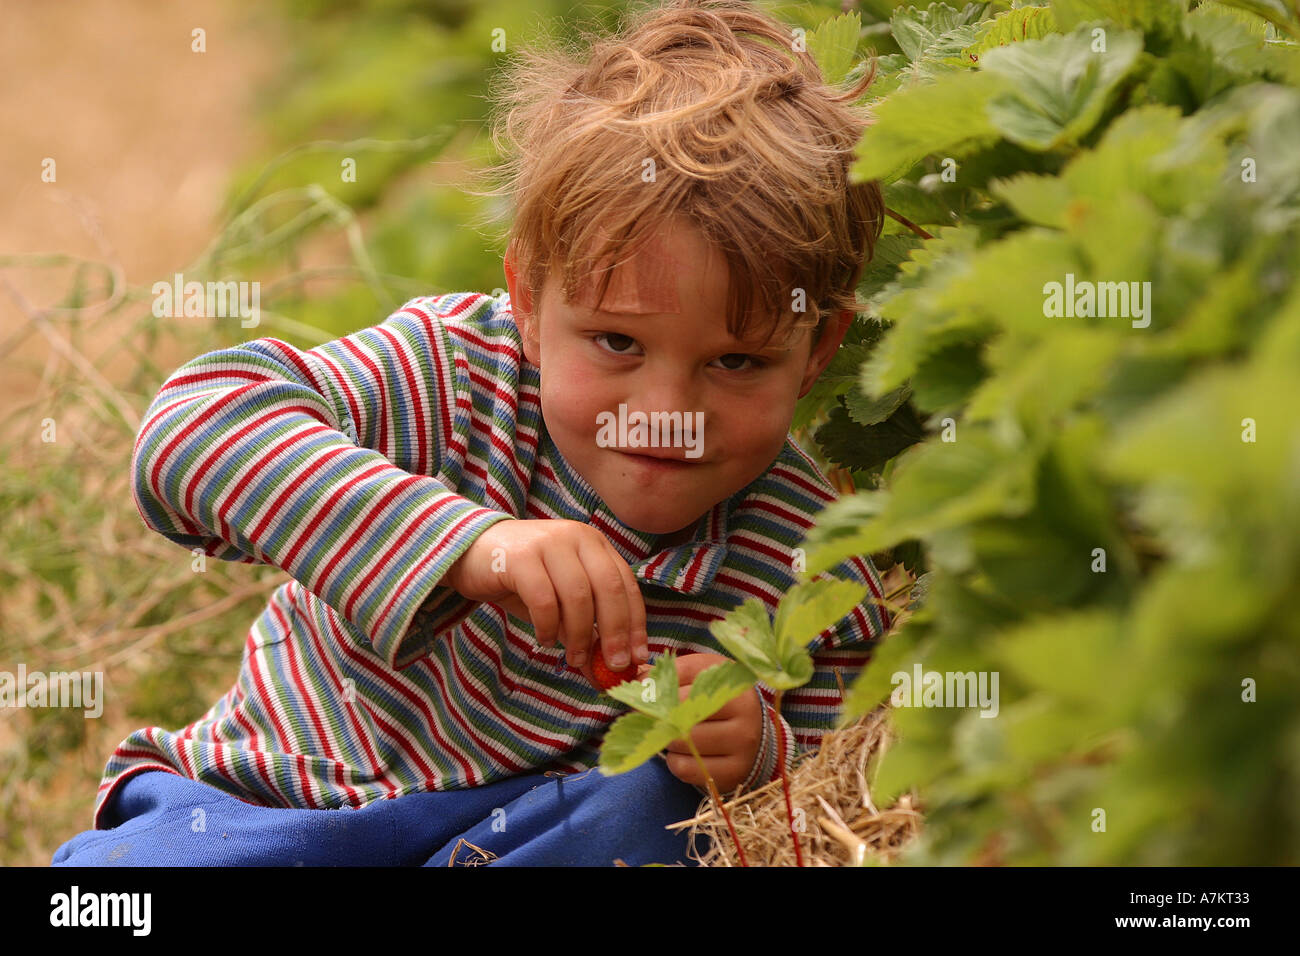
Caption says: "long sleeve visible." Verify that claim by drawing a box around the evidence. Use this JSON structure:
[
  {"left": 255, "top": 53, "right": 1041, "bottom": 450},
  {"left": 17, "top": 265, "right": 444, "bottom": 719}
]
[{"left": 129, "top": 294, "right": 515, "bottom": 669}]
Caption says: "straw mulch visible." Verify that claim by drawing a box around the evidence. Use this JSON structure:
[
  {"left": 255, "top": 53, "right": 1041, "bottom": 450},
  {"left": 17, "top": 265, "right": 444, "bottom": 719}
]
[{"left": 662, "top": 705, "right": 921, "bottom": 867}]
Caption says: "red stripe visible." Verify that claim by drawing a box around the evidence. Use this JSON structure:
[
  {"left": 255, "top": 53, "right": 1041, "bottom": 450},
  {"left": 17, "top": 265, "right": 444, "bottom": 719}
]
[
  {"left": 374, "top": 325, "right": 429, "bottom": 476},
  {"left": 713, "top": 570, "right": 781, "bottom": 605},
  {"left": 306, "top": 348, "right": 364, "bottom": 445},
  {"left": 322, "top": 610, "right": 478, "bottom": 785},
  {"left": 243, "top": 627, "right": 320, "bottom": 809},
  {"left": 726, "top": 531, "right": 793, "bottom": 566},
  {"left": 296, "top": 584, "right": 393, "bottom": 790},
  {"left": 369, "top": 506, "right": 497, "bottom": 635},
  {"left": 286, "top": 468, "right": 423, "bottom": 588},
  {"left": 768, "top": 463, "right": 835, "bottom": 503},
  {"left": 682, "top": 546, "right": 709, "bottom": 592},
  {"left": 179, "top": 403, "right": 334, "bottom": 525},
  {"left": 245, "top": 445, "right": 367, "bottom": 548},
  {"left": 339, "top": 336, "right": 391, "bottom": 456},
  {"left": 272, "top": 597, "right": 362, "bottom": 806}
]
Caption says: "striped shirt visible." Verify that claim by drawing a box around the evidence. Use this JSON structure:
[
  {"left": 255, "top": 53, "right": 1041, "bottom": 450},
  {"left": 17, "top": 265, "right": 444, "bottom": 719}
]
[{"left": 96, "top": 291, "right": 891, "bottom": 827}]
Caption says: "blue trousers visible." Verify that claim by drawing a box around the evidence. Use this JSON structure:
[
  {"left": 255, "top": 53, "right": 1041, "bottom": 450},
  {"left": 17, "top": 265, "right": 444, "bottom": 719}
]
[{"left": 52, "top": 757, "right": 710, "bottom": 866}]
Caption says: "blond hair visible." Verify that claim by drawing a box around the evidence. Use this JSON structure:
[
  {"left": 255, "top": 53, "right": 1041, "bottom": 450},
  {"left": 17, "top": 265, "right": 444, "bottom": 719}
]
[{"left": 474, "top": 0, "right": 884, "bottom": 346}]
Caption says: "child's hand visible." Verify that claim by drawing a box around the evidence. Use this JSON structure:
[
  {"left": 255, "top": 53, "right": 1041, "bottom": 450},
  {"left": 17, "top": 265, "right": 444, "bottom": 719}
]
[
  {"left": 444, "top": 519, "right": 649, "bottom": 674},
  {"left": 662, "top": 652, "right": 764, "bottom": 795}
]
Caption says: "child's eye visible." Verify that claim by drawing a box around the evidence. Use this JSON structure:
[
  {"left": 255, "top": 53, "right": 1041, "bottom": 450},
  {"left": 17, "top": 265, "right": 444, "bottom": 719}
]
[
  {"left": 593, "top": 333, "right": 642, "bottom": 355},
  {"left": 711, "top": 353, "right": 765, "bottom": 371}
]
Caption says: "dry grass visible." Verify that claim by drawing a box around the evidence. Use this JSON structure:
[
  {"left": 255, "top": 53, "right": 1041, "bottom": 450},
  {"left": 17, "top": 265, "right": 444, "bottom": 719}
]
[{"left": 666, "top": 705, "right": 921, "bottom": 867}]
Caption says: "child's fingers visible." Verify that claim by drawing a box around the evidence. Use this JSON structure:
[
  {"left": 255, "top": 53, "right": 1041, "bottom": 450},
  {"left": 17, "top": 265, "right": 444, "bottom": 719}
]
[
  {"left": 540, "top": 546, "right": 597, "bottom": 667},
  {"left": 579, "top": 539, "right": 637, "bottom": 670},
  {"left": 509, "top": 556, "right": 561, "bottom": 648},
  {"left": 606, "top": 538, "right": 649, "bottom": 663}
]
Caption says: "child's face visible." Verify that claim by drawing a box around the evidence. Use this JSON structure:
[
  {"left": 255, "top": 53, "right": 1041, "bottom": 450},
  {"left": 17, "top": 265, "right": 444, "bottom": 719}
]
[{"left": 505, "top": 218, "right": 849, "bottom": 540}]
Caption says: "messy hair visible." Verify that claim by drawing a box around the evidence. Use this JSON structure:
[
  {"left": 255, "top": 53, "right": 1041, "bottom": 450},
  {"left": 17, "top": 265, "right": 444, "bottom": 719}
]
[{"left": 473, "top": 0, "right": 885, "bottom": 347}]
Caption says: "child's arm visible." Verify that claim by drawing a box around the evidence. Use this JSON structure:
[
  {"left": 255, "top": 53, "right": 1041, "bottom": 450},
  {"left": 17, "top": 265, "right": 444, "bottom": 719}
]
[{"left": 130, "top": 293, "right": 514, "bottom": 668}]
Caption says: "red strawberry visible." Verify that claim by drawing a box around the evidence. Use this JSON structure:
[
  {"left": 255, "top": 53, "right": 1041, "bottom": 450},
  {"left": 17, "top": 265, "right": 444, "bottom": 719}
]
[{"left": 591, "top": 646, "right": 639, "bottom": 691}]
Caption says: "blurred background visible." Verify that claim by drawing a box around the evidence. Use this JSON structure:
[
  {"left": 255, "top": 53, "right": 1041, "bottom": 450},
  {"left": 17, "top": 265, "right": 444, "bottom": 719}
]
[{"left": 0, "top": 0, "right": 854, "bottom": 865}]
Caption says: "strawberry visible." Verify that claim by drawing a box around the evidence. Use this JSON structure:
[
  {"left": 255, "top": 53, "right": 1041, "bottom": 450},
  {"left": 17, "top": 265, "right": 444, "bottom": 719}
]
[{"left": 591, "top": 646, "right": 639, "bottom": 691}]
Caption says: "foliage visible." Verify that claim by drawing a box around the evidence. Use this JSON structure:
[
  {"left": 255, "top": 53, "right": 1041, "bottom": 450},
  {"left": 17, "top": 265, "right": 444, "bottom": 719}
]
[{"left": 793, "top": 0, "right": 1300, "bottom": 864}]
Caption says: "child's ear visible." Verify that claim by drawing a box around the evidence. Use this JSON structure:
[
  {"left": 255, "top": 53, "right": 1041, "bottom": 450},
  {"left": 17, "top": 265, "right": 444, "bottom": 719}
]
[
  {"left": 797, "top": 309, "right": 853, "bottom": 399},
  {"left": 504, "top": 243, "right": 541, "bottom": 366}
]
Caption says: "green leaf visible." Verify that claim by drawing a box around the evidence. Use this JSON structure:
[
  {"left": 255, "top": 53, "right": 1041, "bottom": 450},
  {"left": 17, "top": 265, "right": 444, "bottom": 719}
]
[
  {"left": 804, "top": 429, "right": 1039, "bottom": 575},
  {"left": 816, "top": 401, "right": 927, "bottom": 472},
  {"left": 670, "top": 660, "right": 757, "bottom": 730},
  {"left": 844, "top": 382, "right": 913, "bottom": 426},
  {"left": 851, "top": 70, "right": 1010, "bottom": 182},
  {"left": 792, "top": 340, "right": 877, "bottom": 432},
  {"left": 600, "top": 657, "right": 754, "bottom": 774},
  {"left": 1050, "top": 0, "right": 1186, "bottom": 32},
  {"left": 709, "top": 599, "right": 813, "bottom": 690},
  {"left": 774, "top": 578, "right": 869, "bottom": 652},
  {"left": 909, "top": 339, "right": 989, "bottom": 412},
  {"left": 599, "top": 711, "right": 683, "bottom": 775},
  {"left": 707, "top": 600, "right": 778, "bottom": 679},
  {"left": 965, "top": 328, "right": 1122, "bottom": 433},
  {"left": 607, "top": 653, "right": 676, "bottom": 719},
  {"left": 979, "top": 26, "right": 1144, "bottom": 150},
  {"left": 962, "top": 5, "right": 1060, "bottom": 65},
  {"left": 808, "top": 11, "right": 862, "bottom": 86},
  {"left": 891, "top": 3, "right": 989, "bottom": 63},
  {"left": 989, "top": 172, "right": 1072, "bottom": 227}
]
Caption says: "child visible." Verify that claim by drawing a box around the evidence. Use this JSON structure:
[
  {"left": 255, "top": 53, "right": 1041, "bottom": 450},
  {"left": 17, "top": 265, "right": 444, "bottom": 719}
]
[{"left": 53, "top": 0, "right": 890, "bottom": 866}]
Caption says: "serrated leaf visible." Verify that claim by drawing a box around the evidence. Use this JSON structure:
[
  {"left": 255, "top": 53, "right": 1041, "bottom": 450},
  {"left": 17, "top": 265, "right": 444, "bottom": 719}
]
[
  {"left": 989, "top": 172, "right": 1072, "bottom": 227},
  {"left": 816, "top": 401, "right": 927, "bottom": 472},
  {"left": 707, "top": 599, "right": 778, "bottom": 679},
  {"left": 607, "top": 653, "right": 676, "bottom": 718},
  {"left": 808, "top": 11, "right": 863, "bottom": 86},
  {"left": 965, "top": 329, "right": 1122, "bottom": 433},
  {"left": 599, "top": 710, "right": 683, "bottom": 775},
  {"left": 804, "top": 430, "right": 1038, "bottom": 574},
  {"left": 670, "top": 660, "right": 757, "bottom": 730},
  {"left": 774, "top": 578, "right": 868, "bottom": 653},
  {"left": 891, "top": 3, "right": 989, "bottom": 63},
  {"left": 851, "top": 70, "right": 1009, "bottom": 182},
  {"left": 792, "top": 340, "right": 877, "bottom": 432},
  {"left": 980, "top": 26, "right": 1143, "bottom": 150},
  {"left": 600, "top": 658, "right": 754, "bottom": 774},
  {"left": 962, "top": 5, "right": 1059, "bottom": 65},
  {"left": 844, "top": 382, "right": 913, "bottom": 426}
]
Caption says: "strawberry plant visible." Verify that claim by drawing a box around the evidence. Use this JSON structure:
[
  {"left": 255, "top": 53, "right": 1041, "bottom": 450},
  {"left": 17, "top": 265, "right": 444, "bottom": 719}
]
[
  {"left": 791, "top": 0, "right": 1300, "bottom": 864},
  {"left": 597, "top": 579, "right": 867, "bottom": 866}
]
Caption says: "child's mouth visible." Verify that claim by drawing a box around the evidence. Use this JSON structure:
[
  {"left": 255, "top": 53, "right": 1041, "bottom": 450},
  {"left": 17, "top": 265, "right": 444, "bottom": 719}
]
[{"left": 619, "top": 451, "right": 698, "bottom": 470}]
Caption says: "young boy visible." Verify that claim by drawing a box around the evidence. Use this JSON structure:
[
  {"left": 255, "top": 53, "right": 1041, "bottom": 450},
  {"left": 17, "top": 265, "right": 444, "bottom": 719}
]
[{"left": 53, "top": 0, "right": 890, "bottom": 866}]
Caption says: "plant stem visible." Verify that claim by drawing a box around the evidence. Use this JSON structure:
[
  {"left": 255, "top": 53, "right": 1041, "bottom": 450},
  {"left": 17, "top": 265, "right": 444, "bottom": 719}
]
[
  {"left": 884, "top": 206, "right": 935, "bottom": 240},
  {"left": 772, "top": 690, "right": 805, "bottom": 866},
  {"left": 685, "top": 739, "right": 749, "bottom": 867}
]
